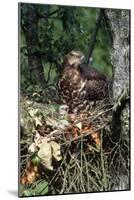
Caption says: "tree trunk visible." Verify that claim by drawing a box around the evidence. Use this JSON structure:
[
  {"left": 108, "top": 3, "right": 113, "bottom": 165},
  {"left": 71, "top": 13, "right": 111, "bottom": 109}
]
[
  {"left": 22, "top": 6, "right": 46, "bottom": 87},
  {"left": 106, "top": 9, "right": 130, "bottom": 190}
]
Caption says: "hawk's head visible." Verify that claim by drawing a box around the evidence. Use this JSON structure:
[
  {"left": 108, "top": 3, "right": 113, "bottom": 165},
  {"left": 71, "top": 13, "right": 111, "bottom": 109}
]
[{"left": 63, "top": 50, "right": 84, "bottom": 66}]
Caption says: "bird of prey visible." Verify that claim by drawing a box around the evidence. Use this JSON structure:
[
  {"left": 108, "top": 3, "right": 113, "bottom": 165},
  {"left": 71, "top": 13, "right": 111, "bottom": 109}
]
[{"left": 58, "top": 50, "right": 109, "bottom": 113}]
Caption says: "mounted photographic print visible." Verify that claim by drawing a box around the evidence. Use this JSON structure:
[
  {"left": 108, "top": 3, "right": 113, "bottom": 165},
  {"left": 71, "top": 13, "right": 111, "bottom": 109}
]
[{"left": 19, "top": 2, "right": 130, "bottom": 197}]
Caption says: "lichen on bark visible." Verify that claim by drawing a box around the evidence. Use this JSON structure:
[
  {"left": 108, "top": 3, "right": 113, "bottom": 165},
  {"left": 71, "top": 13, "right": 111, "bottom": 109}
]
[{"left": 107, "top": 9, "right": 130, "bottom": 102}]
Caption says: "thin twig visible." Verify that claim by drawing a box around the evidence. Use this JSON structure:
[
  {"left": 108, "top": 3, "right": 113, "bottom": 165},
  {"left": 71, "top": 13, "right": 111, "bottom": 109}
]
[
  {"left": 61, "top": 124, "right": 106, "bottom": 146},
  {"left": 100, "top": 130, "right": 107, "bottom": 190},
  {"left": 86, "top": 9, "right": 103, "bottom": 64}
]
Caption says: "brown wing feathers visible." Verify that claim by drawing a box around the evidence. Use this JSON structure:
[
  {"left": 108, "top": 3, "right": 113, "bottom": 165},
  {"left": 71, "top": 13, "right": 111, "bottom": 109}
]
[{"left": 58, "top": 51, "right": 109, "bottom": 113}]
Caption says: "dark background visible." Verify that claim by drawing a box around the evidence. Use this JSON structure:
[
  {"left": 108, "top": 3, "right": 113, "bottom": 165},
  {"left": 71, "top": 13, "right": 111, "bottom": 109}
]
[{"left": 20, "top": 3, "right": 112, "bottom": 95}]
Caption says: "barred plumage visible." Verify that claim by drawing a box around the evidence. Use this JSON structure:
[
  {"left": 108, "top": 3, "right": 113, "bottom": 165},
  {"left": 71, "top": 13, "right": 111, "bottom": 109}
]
[{"left": 58, "top": 50, "right": 109, "bottom": 113}]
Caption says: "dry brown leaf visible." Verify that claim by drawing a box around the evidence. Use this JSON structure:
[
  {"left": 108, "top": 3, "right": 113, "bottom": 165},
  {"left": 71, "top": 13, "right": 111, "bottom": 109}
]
[
  {"left": 80, "top": 125, "right": 100, "bottom": 147},
  {"left": 50, "top": 141, "right": 62, "bottom": 161},
  {"left": 90, "top": 132, "right": 100, "bottom": 147},
  {"left": 34, "top": 116, "right": 42, "bottom": 127},
  {"left": 37, "top": 138, "right": 53, "bottom": 170},
  {"left": 72, "top": 127, "right": 79, "bottom": 142},
  {"left": 28, "top": 143, "right": 38, "bottom": 153},
  {"left": 46, "top": 117, "right": 59, "bottom": 127},
  {"left": 29, "top": 108, "right": 38, "bottom": 117},
  {"left": 68, "top": 113, "right": 76, "bottom": 122},
  {"left": 34, "top": 132, "right": 45, "bottom": 147},
  {"left": 20, "top": 161, "right": 39, "bottom": 185}
]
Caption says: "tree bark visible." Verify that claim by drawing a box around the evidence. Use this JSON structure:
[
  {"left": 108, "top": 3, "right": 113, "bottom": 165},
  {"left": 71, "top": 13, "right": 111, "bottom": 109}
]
[{"left": 106, "top": 9, "right": 130, "bottom": 190}]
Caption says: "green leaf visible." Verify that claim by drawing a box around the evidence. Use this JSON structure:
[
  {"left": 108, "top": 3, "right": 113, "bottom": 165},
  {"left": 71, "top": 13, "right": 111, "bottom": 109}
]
[
  {"left": 31, "top": 154, "right": 41, "bottom": 165},
  {"left": 19, "top": 180, "right": 48, "bottom": 197},
  {"left": 32, "top": 180, "right": 48, "bottom": 195}
]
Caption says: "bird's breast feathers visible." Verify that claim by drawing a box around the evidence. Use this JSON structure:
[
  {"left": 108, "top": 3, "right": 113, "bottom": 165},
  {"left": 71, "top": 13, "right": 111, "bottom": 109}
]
[{"left": 58, "top": 50, "right": 109, "bottom": 113}]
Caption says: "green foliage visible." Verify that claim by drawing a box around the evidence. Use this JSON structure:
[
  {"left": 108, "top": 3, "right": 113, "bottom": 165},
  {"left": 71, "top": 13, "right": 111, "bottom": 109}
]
[
  {"left": 31, "top": 153, "right": 41, "bottom": 166},
  {"left": 19, "top": 180, "right": 48, "bottom": 197},
  {"left": 20, "top": 3, "right": 112, "bottom": 92}
]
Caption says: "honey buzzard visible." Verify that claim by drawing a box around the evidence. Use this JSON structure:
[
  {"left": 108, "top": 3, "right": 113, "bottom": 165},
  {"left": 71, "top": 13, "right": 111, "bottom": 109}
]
[{"left": 58, "top": 50, "right": 109, "bottom": 113}]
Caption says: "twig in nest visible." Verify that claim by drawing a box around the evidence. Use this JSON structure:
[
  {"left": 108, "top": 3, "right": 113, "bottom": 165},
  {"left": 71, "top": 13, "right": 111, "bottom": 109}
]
[{"left": 61, "top": 124, "right": 106, "bottom": 146}]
